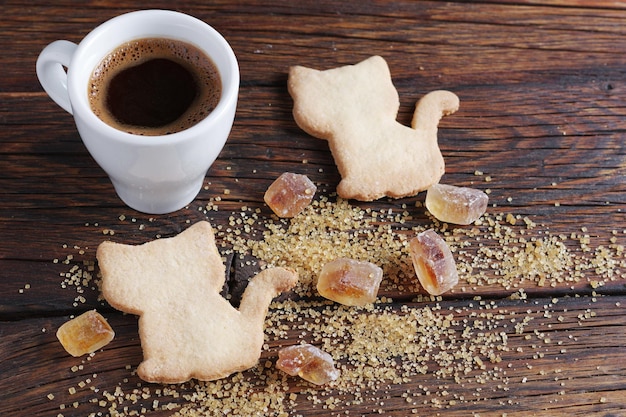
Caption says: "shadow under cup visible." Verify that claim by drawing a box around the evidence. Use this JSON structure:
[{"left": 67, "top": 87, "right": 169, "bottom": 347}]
[{"left": 68, "top": 10, "right": 239, "bottom": 214}]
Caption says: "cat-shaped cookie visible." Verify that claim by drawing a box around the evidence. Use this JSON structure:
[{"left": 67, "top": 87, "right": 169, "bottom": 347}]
[
  {"left": 97, "top": 221, "right": 298, "bottom": 383},
  {"left": 288, "top": 55, "right": 459, "bottom": 201}
]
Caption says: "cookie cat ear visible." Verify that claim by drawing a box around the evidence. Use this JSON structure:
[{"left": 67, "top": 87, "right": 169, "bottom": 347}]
[
  {"left": 288, "top": 65, "right": 334, "bottom": 137},
  {"left": 96, "top": 241, "right": 146, "bottom": 314},
  {"left": 354, "top": 56, "right": 400, "bottom": 117}
]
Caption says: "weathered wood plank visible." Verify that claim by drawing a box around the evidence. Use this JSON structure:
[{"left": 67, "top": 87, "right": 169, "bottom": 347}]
[{"left": 1, "top": 295, "right": 624, "bottom": 416}]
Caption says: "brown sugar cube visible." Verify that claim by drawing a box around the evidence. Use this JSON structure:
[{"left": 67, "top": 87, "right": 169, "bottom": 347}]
[
  {"left": 426, "top": 183, "right": 488, "bottom": 225},
  {"left": 276, "top": 344, "right": 340, "bottom": 385},
  {"left": 409, "top": 229, "right": 458, "bottom": 296},
  {"left": 264, "top": 172, "right": 316, "bottom": 218},
  {"left": 317, "top": 257, "right": 383, "bottom": 306},
  {"left": 56, "top": 310, "right": 115, "bottom": 357}
]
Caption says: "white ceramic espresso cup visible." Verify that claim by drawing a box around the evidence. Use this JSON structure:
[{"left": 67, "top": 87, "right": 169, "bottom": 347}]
[{"left": 36, "top": 10, "right": 239, "bottom": 214}]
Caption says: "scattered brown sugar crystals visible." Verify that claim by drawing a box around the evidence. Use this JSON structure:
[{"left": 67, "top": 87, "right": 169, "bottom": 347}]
[
  {"left": 225, "top": 197, "right": 625, "bottom": 296},
  {"left": 452, "top": 217, "right": 625, "bottom": 290},
  {"left": 410, "top": 229, "right": 459, "bottom": 296},
  {"left": 50, "top": 293, "right": 626, "bottom": 416},
  {"left": 43, "top": 287, "right": 626, "bottom": 416},
  {"left": 317, "top": 257, "right": 383, "bottom": 306},
  {"left": 56, "top": 309, "right": 115, "bottom": 357},
  {"left": 264, "top": 172, "right": 317, "bottom": 218},
  {"left": 425, "top": 183, "right": 488, "bottom": 225},
  {"left": 54, "top": 243, "right": 97, "bottom": 307},
  {"left": 265, "top": 299, "right": 516, "bottom": 410},
  {"left": 276, "top": 343, "right": 340, "bottom": 385},
  {"left": 228, "top": 197, "right": 419, "bottom": 297},
  {"left": 49, "top": 202, "right": 625, "bottom": 415}
]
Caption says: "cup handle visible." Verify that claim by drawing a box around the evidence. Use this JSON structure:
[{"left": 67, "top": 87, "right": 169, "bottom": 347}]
[{"left": 36, "top": 40, "right": 78, "bottom": 115}]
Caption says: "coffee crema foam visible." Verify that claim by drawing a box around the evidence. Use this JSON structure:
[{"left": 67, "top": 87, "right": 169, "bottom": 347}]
[{"left": 89, "top": 38, "right": 221, "bottom": 136}]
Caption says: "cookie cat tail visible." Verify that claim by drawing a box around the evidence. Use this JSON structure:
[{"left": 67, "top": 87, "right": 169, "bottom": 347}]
[
  {"left": 238, "top": 267, "right": 299, "bottom": 323},
  {"left": 411, "top": 90, "right": 459, "bottom": 137}
]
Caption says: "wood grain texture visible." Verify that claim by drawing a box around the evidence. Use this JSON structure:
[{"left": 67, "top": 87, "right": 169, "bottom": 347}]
[{"left": 1, "top": 1, "right": 625, "bottom": 416}]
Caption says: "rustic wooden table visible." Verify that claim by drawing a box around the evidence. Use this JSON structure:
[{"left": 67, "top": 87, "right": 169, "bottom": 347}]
[{"left": 2, "top": 1, "right": 625, "bottom": 416}]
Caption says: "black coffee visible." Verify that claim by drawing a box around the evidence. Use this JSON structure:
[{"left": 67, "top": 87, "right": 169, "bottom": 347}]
[{"left": 89, "top": 38, "right": 221, "bottom": 135}]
